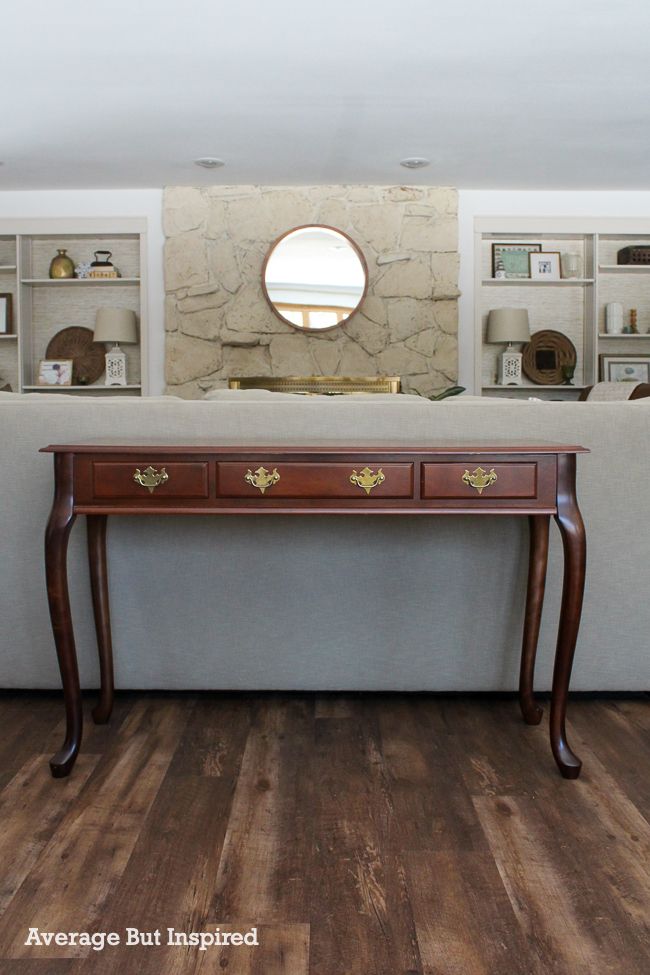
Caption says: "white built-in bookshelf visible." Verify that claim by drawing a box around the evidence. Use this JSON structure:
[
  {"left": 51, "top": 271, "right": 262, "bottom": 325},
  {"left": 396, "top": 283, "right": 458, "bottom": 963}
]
[
  {"left": 0, "top": 218, "right": 147, "bottom": 395},
  {"left": 474, "top": 217, "right": 650, "bottom": 398}
]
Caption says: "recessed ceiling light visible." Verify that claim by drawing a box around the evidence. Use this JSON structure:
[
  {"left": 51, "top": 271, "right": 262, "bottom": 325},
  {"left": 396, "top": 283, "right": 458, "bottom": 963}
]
[
  {"left": 194, "top": 157, "right": 225, "bottom": 169},
  {"left": 400, "top": 157, "right": 430, "bottom": 169}
]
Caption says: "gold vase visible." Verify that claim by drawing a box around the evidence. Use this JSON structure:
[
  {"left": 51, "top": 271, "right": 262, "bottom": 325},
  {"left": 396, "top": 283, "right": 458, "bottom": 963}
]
[{"left": 49, "top": 248, "right": 75, "bottom": 279}]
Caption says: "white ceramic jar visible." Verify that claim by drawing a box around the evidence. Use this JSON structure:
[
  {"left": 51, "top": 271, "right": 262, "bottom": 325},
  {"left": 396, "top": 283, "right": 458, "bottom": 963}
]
[{"left": 606, "top": 302, "right": 624, "bottom": 334}]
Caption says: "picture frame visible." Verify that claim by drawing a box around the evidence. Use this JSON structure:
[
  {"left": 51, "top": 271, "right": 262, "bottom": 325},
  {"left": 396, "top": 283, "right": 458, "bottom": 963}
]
[
  {"left": 492, "top": 242, "right": 541, "bottom": 279},
  {"left": 529, "top": 251, "right": 561, "bottom": 281},
  {"left": 37, "top": 359, "right": 74, "bottom": 387},
  {"left": 600, "top": 355, "right": 650, "bottom": 384},
  {"left": 0, "top": 293, "right": 13, "bottom": 334}
]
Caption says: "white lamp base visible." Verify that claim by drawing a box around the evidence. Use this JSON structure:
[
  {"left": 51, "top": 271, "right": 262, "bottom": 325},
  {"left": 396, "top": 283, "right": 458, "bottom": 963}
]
[
  {"left": 104, "top": 344, "right": 127, "bottom": 386},
  {"left": 498, "top": 347, "right": 523, "bottom": 386}
]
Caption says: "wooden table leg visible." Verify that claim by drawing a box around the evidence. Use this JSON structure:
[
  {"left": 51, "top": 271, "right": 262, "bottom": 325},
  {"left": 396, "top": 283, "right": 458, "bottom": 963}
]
[
  {"left": 87, "top": 515, "right": 115, "bottom": 725},
  {"left": 45, "top": 453, "right": 82, "bottom": 778},
  {"left": 551, "top": 454, "right": 587, "bottom": 779},
  {"left": 519, "top": 514, "right": 550, "bottom": 725}
]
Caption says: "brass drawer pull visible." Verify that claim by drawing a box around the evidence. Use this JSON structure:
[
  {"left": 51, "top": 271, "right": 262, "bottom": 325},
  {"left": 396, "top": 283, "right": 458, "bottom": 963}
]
[
  {"left": 350, "top": 466, "right": 385, "bottom": 495},
  {"left": 133, "top": 466, "right": 169, "bottom": 493},
  {"left": 244, "top": 466, "right": 280, "bottom": 494},
  {"left": 462, "top": 466, "right": 497, "bottom": 495}
]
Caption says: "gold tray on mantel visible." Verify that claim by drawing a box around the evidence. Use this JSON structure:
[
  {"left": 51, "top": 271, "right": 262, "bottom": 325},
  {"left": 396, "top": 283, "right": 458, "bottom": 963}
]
[{"left": 228, "top": 376, "right": 401, "bottom": 395}]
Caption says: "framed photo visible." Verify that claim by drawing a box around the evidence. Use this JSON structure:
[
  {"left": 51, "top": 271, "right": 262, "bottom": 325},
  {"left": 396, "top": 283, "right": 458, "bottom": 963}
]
[
  {"left": 0, "top": 293, "right": 13, "bottom": 334},
  {"left": 600, "top": 355, "right": 650, "bottom": 384},
  {"left": 38, "top": 359, "right": 73, "bottom": 386},
  {"left": 529, "top": 251, "right": 561, "bottom": 281},
  {"left": 492, "top": 242, "right": 541, "bottom": 279}
]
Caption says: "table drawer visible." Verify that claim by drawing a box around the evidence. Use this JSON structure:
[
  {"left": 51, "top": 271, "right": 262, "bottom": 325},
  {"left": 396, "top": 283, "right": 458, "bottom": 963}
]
[
  {"left": 92, "top": 461, "right": 210, "bottom": 500},
  {"left": 422, "top": 460, "right": 553, "bottom": 504},
  {"left": 217, "top": 462, "right": 414, "bottom": 499}
]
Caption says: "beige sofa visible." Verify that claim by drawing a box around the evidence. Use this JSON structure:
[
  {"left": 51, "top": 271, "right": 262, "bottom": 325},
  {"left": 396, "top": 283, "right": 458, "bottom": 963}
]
[{"left": 1, "top": 390, "right": 648, "bottom": 691}]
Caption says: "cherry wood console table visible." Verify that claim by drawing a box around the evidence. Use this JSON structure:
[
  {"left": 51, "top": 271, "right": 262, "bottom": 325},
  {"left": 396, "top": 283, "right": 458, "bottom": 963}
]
[{"left": 42, "top": 442, "right": 588, "bottom": 779}]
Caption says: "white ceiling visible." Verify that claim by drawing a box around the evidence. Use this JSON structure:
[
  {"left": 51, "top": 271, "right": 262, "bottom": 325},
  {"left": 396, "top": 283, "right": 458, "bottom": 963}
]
[{"left": 3, "top": 1, "right": 650, "bottom": 190}]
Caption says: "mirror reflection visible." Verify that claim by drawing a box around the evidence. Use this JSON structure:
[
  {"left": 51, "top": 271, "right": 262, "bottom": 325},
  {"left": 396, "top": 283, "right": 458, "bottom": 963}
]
[{"left": 263, "top": 225, "right": 367, "bottom": 331}]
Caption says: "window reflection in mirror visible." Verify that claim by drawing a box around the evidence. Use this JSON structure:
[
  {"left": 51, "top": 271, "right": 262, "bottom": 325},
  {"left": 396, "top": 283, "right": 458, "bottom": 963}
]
[{"left": 263, "top": 226, "right": 367, "bottom": 331}]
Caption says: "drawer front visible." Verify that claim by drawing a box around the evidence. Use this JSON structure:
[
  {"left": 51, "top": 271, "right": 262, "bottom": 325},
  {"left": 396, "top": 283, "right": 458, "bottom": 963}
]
[
  {"left": 422, "top": 460, "right": 550, "bottom": 504},
  {"left": 217, "top": 462, "right": 414, "bottom": 499},
  {"left": 92, "top": 462, "right": 210, "bottom": 500}
]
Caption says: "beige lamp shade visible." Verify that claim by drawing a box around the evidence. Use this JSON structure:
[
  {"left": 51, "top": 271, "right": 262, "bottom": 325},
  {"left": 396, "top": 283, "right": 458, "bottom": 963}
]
[
  {"left": 486, "top": 307, "right": 530, "bottom": 344},
  {"left": 94, "top": 307, "right": 138, "bottom": 344}
]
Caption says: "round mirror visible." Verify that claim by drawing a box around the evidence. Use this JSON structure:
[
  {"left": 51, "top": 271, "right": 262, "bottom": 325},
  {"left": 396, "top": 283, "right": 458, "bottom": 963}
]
[{"left": 262, "top": 225, "right": 368, "bottom": 331}]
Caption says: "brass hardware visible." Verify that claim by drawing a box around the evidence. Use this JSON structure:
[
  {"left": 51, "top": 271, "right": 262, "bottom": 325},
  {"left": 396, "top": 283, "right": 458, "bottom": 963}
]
[
  {"left": 462, "top": 466, "right": 498, "bottom": 495},
  {"left": 350, "top": 466, "right": 385, "bottom": 495},
  {"left": 244, "top": 466, "right": 281, "bottom": 494},
  {"left": 133, "top": 466, "right": 169, "bottom": 493}
]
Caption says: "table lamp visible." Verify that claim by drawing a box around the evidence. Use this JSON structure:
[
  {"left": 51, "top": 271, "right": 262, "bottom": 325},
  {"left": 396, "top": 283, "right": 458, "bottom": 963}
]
[
  {"left": 94, "top": 308, "right": 138, "bottom": 386},
  {"left": 486, "top": 308, "right": 530, "bottom": 385}
]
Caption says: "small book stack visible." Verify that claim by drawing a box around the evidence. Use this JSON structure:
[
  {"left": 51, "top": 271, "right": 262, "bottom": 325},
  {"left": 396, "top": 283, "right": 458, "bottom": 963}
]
[{"left": 89, "top": 266, "right": 119, "bottom": 279}]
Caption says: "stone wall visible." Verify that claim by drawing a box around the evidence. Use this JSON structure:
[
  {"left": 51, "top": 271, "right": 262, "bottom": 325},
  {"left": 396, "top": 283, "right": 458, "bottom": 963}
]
[{"left": 164, "top": 185, "right": 459, "bottom": 397}]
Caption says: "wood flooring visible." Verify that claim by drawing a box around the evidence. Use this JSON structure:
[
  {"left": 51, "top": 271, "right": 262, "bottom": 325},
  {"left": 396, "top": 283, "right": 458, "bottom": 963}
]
[{"left": 0, "top": 691, "right": 648, "bottom": 974}]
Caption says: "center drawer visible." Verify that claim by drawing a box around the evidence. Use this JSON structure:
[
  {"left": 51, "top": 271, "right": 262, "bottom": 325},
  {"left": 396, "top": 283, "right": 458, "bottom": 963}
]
[{"left": 217, "top": 462, "right": 414, "bottom": 499}]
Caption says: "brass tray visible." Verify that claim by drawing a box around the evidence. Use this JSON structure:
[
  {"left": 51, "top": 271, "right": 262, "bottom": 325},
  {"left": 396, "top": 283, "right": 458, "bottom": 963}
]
[
  {"left": 228, "top": 375, "right": 401, "bottom": 394},
  {"left": 46, "top": 326, "right": 105, "bottom": 386},
  {"left": 522, "top": 330, "right": 577, "bottom": 385}
]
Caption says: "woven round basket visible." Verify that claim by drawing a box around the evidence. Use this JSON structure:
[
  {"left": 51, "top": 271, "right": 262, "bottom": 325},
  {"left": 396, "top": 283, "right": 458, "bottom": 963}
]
[
  {"left": 522, "top": 329, "right": 577, "bottom": 385},
  {"left": 46, "top": 327, "right": 105, "bottom": 386}
]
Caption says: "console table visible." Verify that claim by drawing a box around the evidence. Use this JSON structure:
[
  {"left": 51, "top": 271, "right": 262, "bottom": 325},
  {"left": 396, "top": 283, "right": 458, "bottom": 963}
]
[{"left": 42, "top": 442, "right": 588, "bottom": 779}]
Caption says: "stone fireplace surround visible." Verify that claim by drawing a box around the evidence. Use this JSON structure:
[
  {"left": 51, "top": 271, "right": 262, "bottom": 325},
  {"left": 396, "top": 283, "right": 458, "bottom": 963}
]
[{"left": 164, "top": 185, "right": 459, "bottom": 398}]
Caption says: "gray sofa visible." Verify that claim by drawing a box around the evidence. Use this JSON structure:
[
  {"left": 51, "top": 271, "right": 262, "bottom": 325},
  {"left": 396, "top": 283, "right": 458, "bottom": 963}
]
[{"left": 1, "top": 390, "right": 649, "bottom": 691}]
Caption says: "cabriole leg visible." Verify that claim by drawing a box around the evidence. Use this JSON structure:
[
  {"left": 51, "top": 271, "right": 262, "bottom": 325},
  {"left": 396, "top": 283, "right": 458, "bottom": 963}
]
[
  {"left": 551, "top": 455, "right": 587, "bottom": 779},
  {"left": 46, "top": 453, "right": 82, "bottom": 778},
  {"left": 519, "top": 514, "right": 550, "bottom": 725},
  {"left": 87, "top": 514, "right": 115, "bottom": 724}
]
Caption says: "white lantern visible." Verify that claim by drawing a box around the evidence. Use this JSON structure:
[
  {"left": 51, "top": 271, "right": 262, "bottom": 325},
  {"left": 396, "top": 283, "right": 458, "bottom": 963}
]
[
  {"left": 486, "top": 308, "right": 531, "bottom": 386},
  {"left": 94, "top": 308, "right": 138, "bottom": 387}
]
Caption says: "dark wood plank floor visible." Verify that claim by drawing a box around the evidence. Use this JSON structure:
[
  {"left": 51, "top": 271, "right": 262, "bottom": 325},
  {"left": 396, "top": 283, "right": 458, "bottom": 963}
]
[{"left": 0, "top": 692, "right": 648, "bottom": 974}]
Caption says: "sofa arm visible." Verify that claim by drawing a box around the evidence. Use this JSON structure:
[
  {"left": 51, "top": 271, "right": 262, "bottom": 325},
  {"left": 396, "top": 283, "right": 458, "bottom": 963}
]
[{"left": 579, "top": 383, "right": 650, "bottom": 401}]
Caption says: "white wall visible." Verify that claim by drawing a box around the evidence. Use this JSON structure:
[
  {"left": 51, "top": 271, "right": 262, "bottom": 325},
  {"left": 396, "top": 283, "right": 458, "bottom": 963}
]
[
  {"left": 0, "top": 190, "right": 164, "bottom": 393},
  {"left": 458, "top": 191, "right": 650, "bottom": 392}
]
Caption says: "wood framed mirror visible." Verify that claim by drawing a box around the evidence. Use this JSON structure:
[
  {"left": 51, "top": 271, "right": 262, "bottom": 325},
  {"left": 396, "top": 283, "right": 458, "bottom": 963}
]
[{"left": 262, "top": 225, "right": 368, "bottom": 331}]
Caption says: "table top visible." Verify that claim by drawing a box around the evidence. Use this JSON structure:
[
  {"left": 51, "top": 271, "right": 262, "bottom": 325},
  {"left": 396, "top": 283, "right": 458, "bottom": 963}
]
[{"left": 41, "top": 441, "right": 589, "bottom": 454}]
